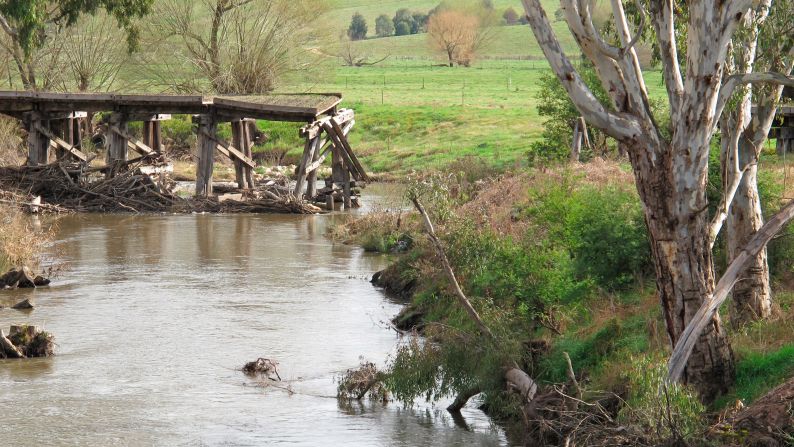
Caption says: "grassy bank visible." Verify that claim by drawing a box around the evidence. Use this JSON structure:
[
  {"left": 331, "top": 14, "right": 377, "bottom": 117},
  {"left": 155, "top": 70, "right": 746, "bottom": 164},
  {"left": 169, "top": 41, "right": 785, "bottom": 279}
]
[{"left": 334, "top": 159, "right": 794, "bottom": 444}]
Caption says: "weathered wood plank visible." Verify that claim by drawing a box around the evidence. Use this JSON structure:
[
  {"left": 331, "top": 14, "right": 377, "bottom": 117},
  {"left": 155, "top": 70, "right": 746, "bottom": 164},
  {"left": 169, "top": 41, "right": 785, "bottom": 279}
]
[{"left": 294, "top": 136, "right": 321, "bottom": 197}]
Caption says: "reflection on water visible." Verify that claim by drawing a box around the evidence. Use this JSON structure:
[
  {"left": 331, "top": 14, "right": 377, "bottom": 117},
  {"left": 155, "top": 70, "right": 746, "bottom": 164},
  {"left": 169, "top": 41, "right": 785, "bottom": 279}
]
[{"left": 0, "top": 186, "right": 507, "bottom": 446}]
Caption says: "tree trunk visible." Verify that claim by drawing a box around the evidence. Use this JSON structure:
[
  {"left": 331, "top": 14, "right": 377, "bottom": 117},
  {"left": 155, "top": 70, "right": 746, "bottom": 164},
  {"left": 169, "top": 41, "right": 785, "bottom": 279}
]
[
  {"left": 726, "top": 142, "right": 772, "bottom": 326},
  {"left": 630, "top": 145, "right": 734, "bottom": 401}
]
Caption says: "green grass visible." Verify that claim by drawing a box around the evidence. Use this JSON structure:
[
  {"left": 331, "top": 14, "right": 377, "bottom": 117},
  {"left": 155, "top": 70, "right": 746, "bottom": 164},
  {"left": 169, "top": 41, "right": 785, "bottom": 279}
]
[
  {"left": 275, "top": 61, "right": 665, "bottom": 173},
  {"left": 714, "top": 344, "right": 794, "bottom": 408}
]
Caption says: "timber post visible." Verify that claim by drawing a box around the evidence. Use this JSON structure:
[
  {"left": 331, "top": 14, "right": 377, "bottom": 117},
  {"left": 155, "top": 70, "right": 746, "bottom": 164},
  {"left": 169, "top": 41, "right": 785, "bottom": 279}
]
[
  {"left": 25, "top": 111, "right": 51, "bottom": 165},
  {"left": 106, "top": 112, "right": 129, "bottom": 176},
  {"left": 230, "top": 119, "right": 255, "bottom": 189},
  {"left": 195, "top": 113, "right": 218, "bottom": 197}
]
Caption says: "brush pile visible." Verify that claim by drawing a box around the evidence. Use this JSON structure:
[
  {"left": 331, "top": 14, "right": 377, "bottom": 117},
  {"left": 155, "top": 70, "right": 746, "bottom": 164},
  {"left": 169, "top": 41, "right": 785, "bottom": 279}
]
[{"left": 0, "top": 157, "right": 321, "bottom": 214}]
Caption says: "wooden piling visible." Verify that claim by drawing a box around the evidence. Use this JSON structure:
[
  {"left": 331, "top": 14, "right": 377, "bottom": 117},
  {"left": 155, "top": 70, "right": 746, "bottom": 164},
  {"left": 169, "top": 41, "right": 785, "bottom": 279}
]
[
  {"left": 231, "top": 120, "right": 246, "bottom": 189},
  {"left": 106, "top": 113, "right": 129, "bottom": 176},
  {"left": 143, "top": 120, "right": 163, "bottom": 153},
  {"left": 196, "top": 114, "right": 217, "bottom": 196},
  {"left": 243, "top": 120, "right": 255, "bottom": 189},
  {"left": 294, "top": 135, "right": 320, "bottom": 198},
  {"left": 25, "top": 112, "right": 50, "bottom": 166}
]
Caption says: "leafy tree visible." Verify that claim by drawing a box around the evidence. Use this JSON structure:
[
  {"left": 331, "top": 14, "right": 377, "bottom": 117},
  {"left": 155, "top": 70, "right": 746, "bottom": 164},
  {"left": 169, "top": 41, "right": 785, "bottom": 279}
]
[
  {"left": 411, "top": 12, "right": 428, "bottom": 33},
  {"left": 427, "top": 9, "right": 485, "bottom": 67},
  {"left": 375, "top": 14, "right": 393, "bottom": 37},
  {"left": 392, "top": 8, "right": 415, "bottom": 36},
  {"left": 480, "top": 0, "right": 494, "bottom": 10},
  {"left": 0, "top": 0, "right": 151, "bottom": 54},
  {"left": 347, "top": 12, "right": 367, "bottom": 40},
  {"left": 529, "top": 67, "right": 612, "bottom": 164},
  {"left": 503, "top": 7, "right": 520, "bottom": 25},
  {"left": 0, "top": 0, "right": 152, "bottom": 90}
]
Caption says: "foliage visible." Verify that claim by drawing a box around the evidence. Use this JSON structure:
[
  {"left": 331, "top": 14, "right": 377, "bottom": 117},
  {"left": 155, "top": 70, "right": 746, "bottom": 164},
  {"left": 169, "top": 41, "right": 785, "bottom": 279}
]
[
  {"left": 529, "top": 67, "right": 612, "bottom": 164},
  {"left": 618, "top": 355, "right": 707, "bottom": 444},
  {"left": 393, "top": 9, "right": 415, "bottom": 37},
  {"left": 0, "top": 0, "right": 151, "bottom": 55},
  {"left": 521, "top": 177, "right": 651, "bottom": 291},
  {"left": 427, "top": 9, "right": 484, "bottom": 67},
  {"left": 146, "top": 0, "right": 323, "bottom": 94},
  {"left": 374, "top": 14, "right": 394, "bottom": 38},
  {"left": 0, "top": 205, "right": 51, "bottom": 272},
  {"left": 348, "top": 12, "right": 368, "bottom": 41}
]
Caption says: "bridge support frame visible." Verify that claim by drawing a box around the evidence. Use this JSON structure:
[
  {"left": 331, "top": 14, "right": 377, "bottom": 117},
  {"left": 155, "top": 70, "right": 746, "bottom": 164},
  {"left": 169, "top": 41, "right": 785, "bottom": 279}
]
[{"left": 24, "top": 111, "right": 50, "bottom": 166}]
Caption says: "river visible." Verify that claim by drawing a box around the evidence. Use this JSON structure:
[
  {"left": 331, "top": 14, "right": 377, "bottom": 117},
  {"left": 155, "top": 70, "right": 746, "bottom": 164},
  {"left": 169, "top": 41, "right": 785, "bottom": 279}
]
[{"left": 0, "top": 186, "right": 507, "bottom": 446}]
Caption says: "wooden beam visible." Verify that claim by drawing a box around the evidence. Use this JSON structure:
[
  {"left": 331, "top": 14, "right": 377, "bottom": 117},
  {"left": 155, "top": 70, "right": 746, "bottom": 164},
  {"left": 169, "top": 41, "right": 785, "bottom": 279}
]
[
  {"left": 106, "top": 113, "right": 129, "bottom": 175},
  {"left": 37, "top": 125, "right": 89, "bottom": 162},
  {"left": 294, "top": 135, "right": 321, "bottom": 197},
  {"left": 300, "top": 109, "right": 355, "bottom": 139},
  {"left": 110, "top": 126, "right": 155, "bottom": 156},
  {"left": 322, "top": 122, "right": 365, "bottom": 182},
  {"left": 25, "top": 112, "right": 49, "bottom": 165},
  {"left": 329, "top": 118, "right": 368, "bottom": 181},
  {"left": 305, "top": 120, "right": 355, "bottom": 173},
  {"left": 199, "top": 130, "right": 256, "bottom": 169}
]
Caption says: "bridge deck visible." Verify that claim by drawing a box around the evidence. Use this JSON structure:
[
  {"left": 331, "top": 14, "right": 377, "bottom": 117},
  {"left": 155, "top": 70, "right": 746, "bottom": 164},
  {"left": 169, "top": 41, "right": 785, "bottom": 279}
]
[{"left": 0, "top": 91, "right": 342, "bottom": 122}]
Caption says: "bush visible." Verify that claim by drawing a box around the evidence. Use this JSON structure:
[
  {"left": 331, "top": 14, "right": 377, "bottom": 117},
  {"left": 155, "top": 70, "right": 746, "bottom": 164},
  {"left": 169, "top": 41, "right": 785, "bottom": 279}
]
[
  {"left": 523, "top": 179, "right": 651, "bottom": 291},
  {"left": 618, "top": 355, "right": 706, "bottom": 444},
  {"left": 564, "top": 186, "right": 651, "bottom": 290},
  {"left": 529, "top": 68, "right": 612, "bottom": 164}
]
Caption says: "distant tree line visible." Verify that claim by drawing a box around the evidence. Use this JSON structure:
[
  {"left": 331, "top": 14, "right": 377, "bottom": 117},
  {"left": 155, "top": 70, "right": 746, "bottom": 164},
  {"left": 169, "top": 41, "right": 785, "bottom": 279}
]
[{"left": 348, "top": 0, "right": 524, "bottom": 41}]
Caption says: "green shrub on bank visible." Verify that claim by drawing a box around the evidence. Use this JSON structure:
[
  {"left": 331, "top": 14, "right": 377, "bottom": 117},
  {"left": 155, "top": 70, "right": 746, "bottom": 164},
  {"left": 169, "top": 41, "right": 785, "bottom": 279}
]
[
  {"left": 521, "top": 178, "right": 651, "bottom": 291},
  {"left": 619, "top": 355, "right": 706, "bottom": 444}
]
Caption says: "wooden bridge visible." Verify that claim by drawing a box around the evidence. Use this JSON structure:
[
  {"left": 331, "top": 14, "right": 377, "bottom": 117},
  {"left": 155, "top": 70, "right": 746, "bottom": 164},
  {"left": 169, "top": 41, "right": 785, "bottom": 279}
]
[{"left": 0, "top": 91, "right": 367, "bottom": 208}]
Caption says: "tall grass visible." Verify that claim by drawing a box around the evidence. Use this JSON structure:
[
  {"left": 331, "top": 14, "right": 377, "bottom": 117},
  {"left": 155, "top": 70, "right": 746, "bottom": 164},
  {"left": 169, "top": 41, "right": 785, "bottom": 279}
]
[{"left": 0, "top": 206, "right": 50, "bottom": 272}]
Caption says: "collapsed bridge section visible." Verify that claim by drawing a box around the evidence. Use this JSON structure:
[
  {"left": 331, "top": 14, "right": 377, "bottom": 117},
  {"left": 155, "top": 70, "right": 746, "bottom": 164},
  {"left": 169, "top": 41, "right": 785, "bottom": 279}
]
[{"left": 0, "top": 91, "right": 366, "bottom": 209}]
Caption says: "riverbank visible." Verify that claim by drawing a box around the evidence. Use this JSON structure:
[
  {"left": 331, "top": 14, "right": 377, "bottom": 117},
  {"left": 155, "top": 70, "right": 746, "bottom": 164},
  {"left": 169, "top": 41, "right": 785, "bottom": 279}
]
[{"left": 335, "top": 160, "right": 794, "bottom": 445}]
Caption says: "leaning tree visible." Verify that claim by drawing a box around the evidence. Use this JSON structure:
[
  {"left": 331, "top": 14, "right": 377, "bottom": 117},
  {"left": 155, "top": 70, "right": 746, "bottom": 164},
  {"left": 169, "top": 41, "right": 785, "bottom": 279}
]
[{"left": 521, "top": 0, "right": 794, "bottom": 400}]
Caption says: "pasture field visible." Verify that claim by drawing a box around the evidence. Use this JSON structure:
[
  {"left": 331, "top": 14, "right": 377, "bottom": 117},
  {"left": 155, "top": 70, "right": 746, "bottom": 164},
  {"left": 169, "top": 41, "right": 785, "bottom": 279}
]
[{"left": 268, "top": 61, "right": 665, "bottom": 173}]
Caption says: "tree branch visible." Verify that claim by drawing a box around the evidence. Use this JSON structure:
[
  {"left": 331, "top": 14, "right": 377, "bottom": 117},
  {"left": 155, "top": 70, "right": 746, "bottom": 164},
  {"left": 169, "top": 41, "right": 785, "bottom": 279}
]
[
  {"left": 411, "top": 197, "right": 493, "bottom": 338},
  {"left": 715, "top": 73, "right": 794, "bottom": 126},
  {"left": 522, "top": 0, "right": 643, "bottom": 142},
  {"left": 669, "top": 198, "right": 794, "bottom": 383}
]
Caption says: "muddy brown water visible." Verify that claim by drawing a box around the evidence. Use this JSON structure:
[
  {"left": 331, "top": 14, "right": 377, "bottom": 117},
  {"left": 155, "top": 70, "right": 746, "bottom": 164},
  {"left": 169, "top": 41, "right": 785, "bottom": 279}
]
[{"left": 0, "top": 185, "right": 507, "bottom": 446}]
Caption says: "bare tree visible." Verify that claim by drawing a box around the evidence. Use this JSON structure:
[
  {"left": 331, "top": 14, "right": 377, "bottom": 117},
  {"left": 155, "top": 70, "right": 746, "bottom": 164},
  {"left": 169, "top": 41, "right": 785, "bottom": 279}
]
[
  {"left": 337, "top": 35, "right": 389, "bottom": 67},
  {"left": 59, "top": 13, "right": 130, "bottom": 92},
  {"left": 150, "top": 0, "right": 323, "bottom": 94},
  {"left": 427, "top": 10, "right": 490, "bottom": 67},
  {"left": 520, "top": 0, "right": 794, "bottom": 400},
  {"left": 0, "top": 24, "right": 65, "bottom": 91}
]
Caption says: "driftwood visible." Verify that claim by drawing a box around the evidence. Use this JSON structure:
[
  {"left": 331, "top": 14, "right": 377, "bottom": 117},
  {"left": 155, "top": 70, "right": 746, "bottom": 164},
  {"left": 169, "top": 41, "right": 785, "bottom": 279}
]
[
  {"left": 0, "top": 329, "right": 25, "bottom": 359},
  {"left": 242, "top": 357, "right": 281, "bottom": 380},
  {"left": 0, "top": 160, "right": 322, "bottom": 215}
]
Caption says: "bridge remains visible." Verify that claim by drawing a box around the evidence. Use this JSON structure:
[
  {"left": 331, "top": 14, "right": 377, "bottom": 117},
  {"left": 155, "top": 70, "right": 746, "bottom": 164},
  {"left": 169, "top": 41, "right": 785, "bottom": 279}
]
[
  {"left": 772, "top": 106, "right": 794, "bottom": 155},
  {"left": 0, "top": 91, "right": 367, "bottom": 212}
]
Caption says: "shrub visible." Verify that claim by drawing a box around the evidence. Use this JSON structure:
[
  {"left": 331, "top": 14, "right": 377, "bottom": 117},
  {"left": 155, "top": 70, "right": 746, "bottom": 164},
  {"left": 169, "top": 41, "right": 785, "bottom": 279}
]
[
  {"left": 563, "top": 186, "right": 651, "bottom": 290},
  {"left": 618, "top": 355, "right": 706, "bottom": 444}
]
